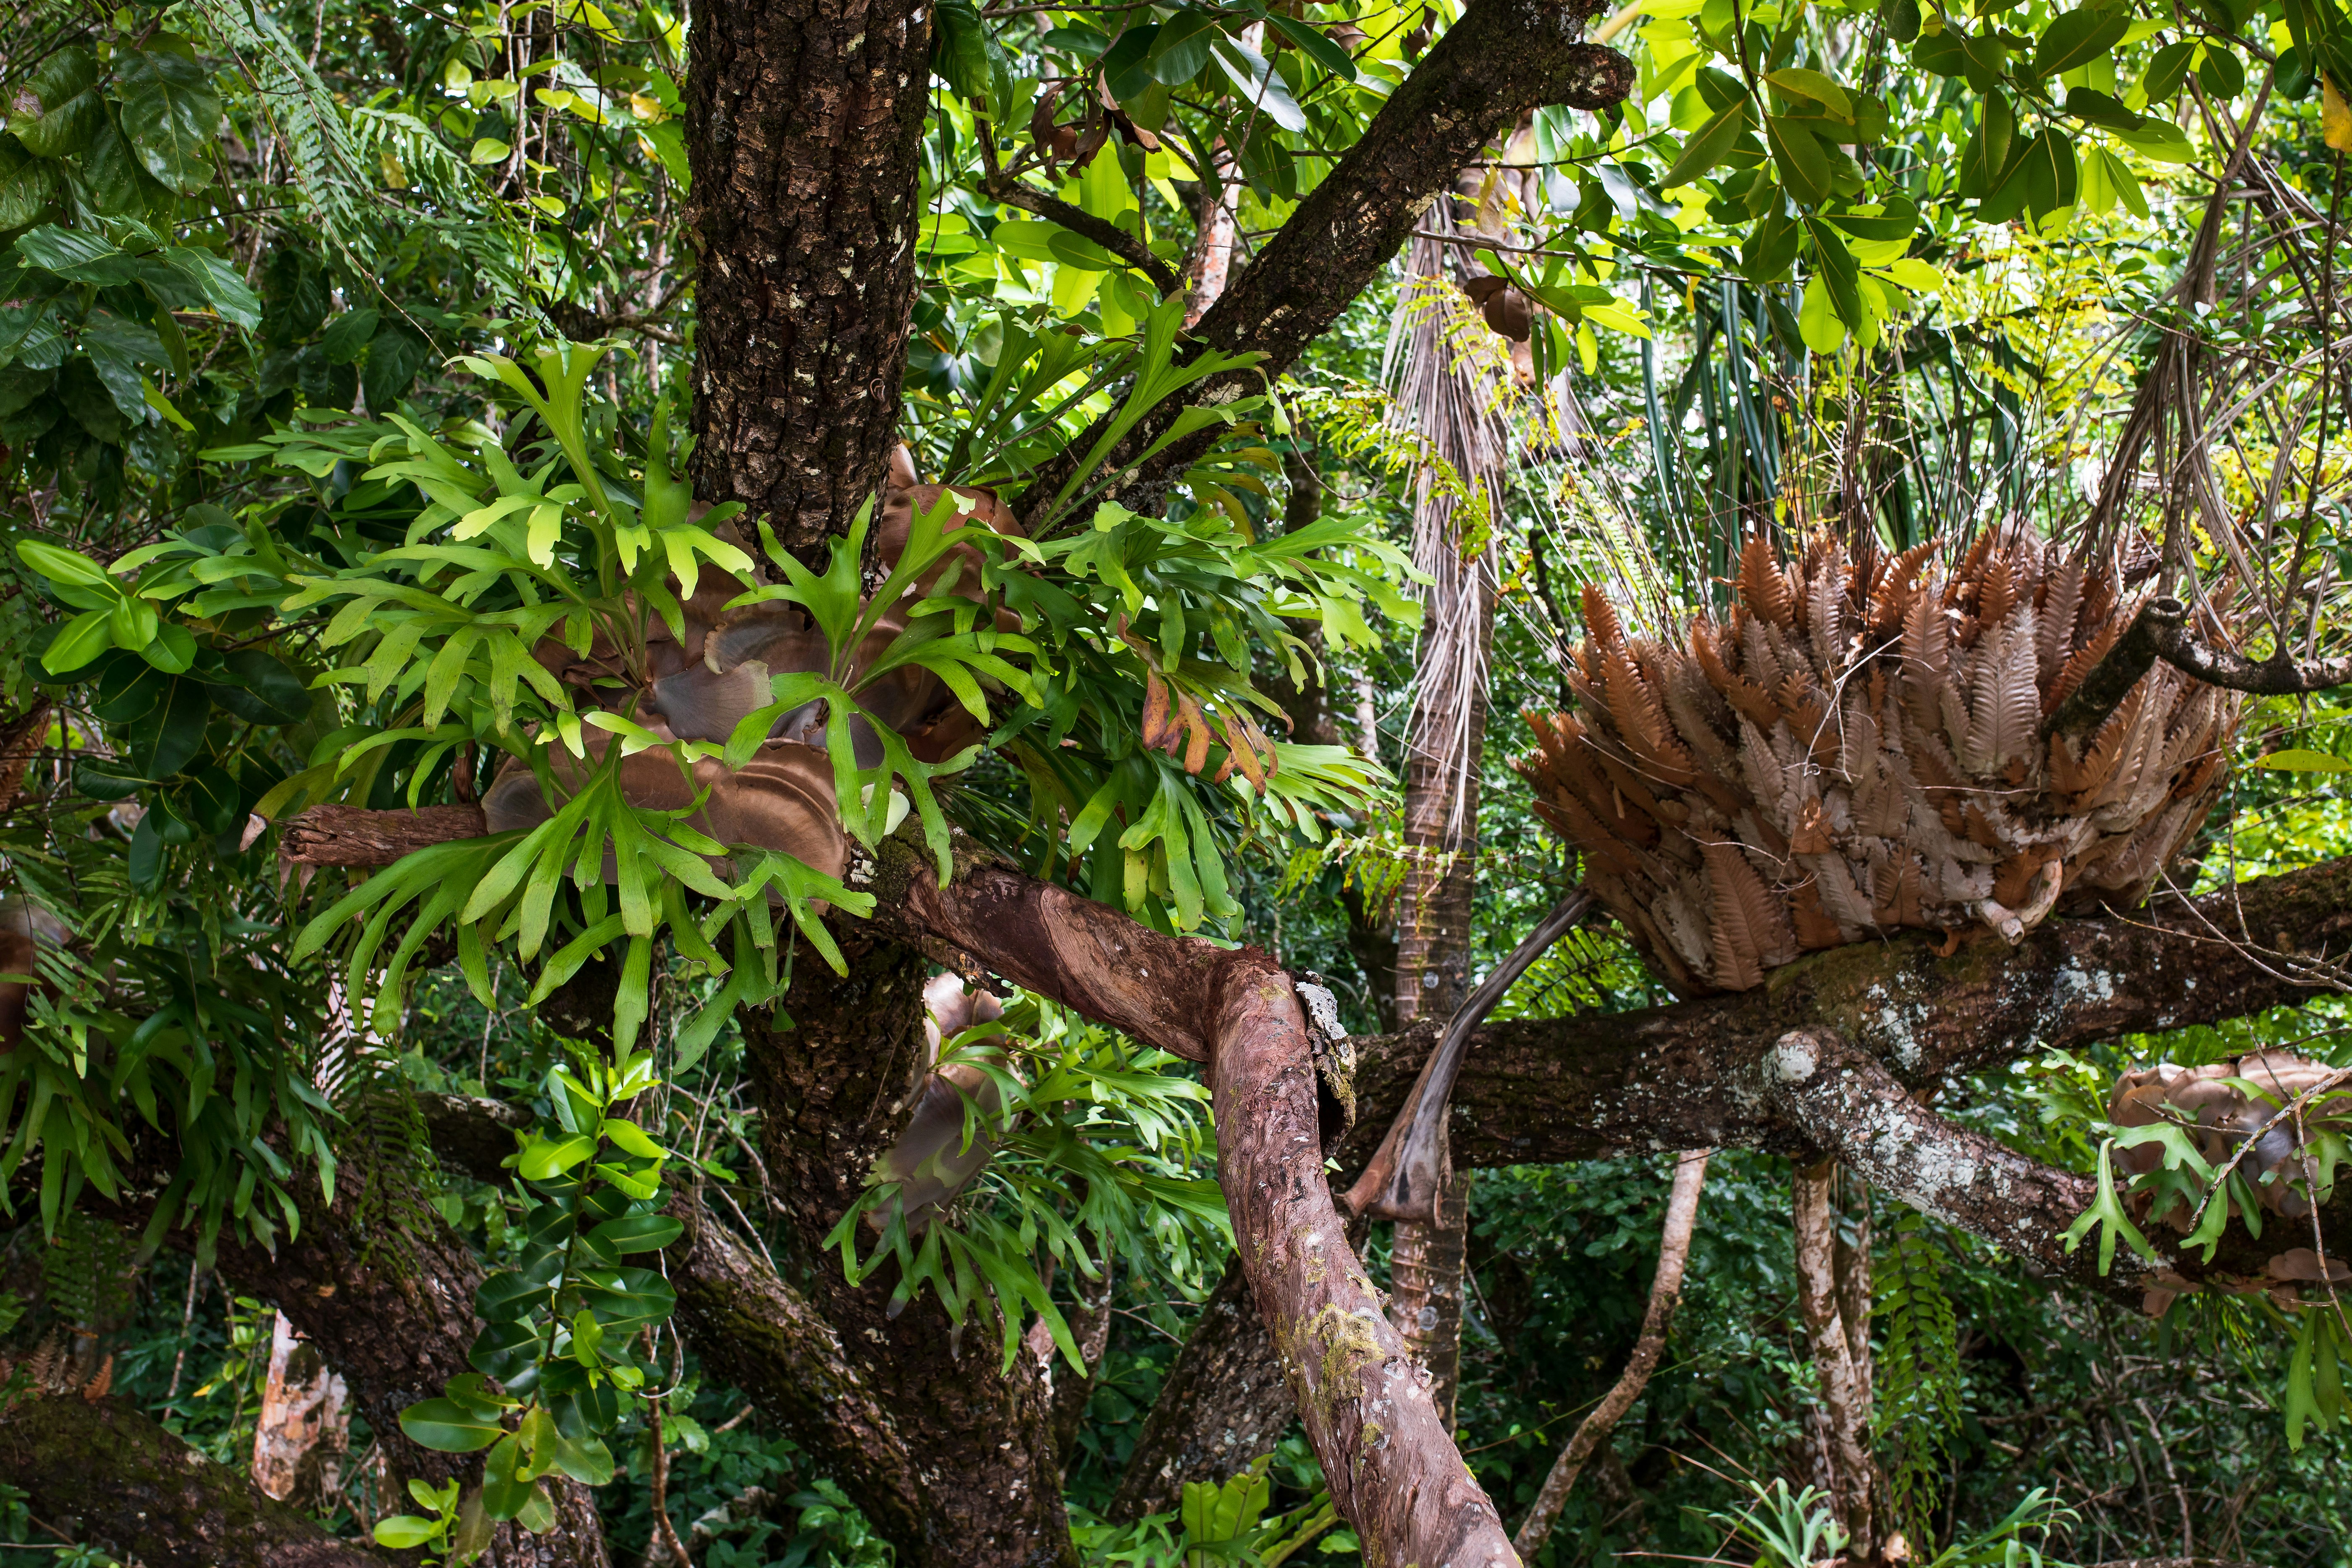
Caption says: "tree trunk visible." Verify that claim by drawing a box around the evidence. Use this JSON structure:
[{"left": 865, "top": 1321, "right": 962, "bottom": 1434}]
[
  {"left": 740, "top": 927, "right": 1074, "bottom": 1568},
  {"left": 205, "top": 1150, "right": 610, "bottom": 1568},
  {"left": 1382, "top": 490, "right": 1498, "bottom": 1431},
  {"left": 685, "top": 0, "right": 932, "bottom": 552},
  {"left": 1107, "top": 1257, "right": 1294, "bottom": 1520},
  {"left": 0, "top": 1391, "right": 390, "bottom": 1568},
  {"left": 1794, "top": 1159, "right": 1874, "bottom": 1556}
]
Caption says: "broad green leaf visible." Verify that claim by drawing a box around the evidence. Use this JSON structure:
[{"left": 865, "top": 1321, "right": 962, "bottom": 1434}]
[
  {"left": 399, "top": 1397, "right": 507, "bottom": 1452},
  {"left": 7, "top": 47, "right": 103, "bottom": 158},
  {"left": 2034, "top": 8, "right": 2129, "bottom": 78},
  {"left": 372, "top": 1516, "right": 441, "bottom": 1550},
  {"left": 1660, "top": 97, "right": 1750, "bottom": 189},
  {"left": 1767, "top": 114, "right": 1835, "bottom": 208},
  {"left": 1764, "top": 68, "right": 1851, "bottom": 119},
  {"left": 116, "top": 49, "right": 223, "bottom": 194},
  {"left": 2257, "top": 748, "right": 2352, "bottom": 772},
  {"left": 588, "top": 1212, "right": 685, "bottom": 1253}
]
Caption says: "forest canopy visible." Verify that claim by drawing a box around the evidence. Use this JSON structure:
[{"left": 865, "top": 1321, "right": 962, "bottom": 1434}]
[{"left": 0, "top": 0, "right": 2350, "bottom": 1562}]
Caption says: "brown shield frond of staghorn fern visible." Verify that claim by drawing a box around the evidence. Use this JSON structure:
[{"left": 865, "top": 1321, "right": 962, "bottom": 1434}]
[
  {"left": 478, "top": 462, "right": 1031, "bottom": 876},
  {"left": 1514, "top": 529, "right": 2244, "bottom": 995}
]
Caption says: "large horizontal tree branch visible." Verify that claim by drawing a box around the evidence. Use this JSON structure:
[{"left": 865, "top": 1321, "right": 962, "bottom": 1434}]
[
  {"left": 0, "top": 1391, "right": 389, "bottom": 1568},
  {"left": 1765, "top": 1026, "right": 2346, "bottom": 1311},
  {"left": 1013, "top": 0, "right": 1633, "bottom": 530},
  {"left": 1344, "top": 852, "right": 2352, "bottom": 1172}
]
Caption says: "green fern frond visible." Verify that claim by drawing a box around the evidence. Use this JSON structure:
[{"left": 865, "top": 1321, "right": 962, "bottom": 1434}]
[{"left": 1872, "top": 1209, "right": 1963, "bottom": 1549}]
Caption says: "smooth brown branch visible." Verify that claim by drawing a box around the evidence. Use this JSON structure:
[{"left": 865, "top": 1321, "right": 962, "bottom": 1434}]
[
  {"left": 1511, "top": 1148, "right": 1710, "bottom": 1557},
  {"left": 2047, "top": 594, "right": 2352, "bottom": 742}
]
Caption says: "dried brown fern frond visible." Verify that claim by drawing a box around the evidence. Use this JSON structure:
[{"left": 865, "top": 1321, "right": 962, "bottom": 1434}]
[{"left": 1512, "top": 529, "right": 2244, "bottom": 995}]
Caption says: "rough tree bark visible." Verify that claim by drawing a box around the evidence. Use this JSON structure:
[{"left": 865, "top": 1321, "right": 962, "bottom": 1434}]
[
  {"left": 737, "top": 924, "right": 1073, "bottom": 1568},
  {"left": 685, "top": 0, "right": 932, "bottom": 552},
  {"left": 1512, "top": 1149, "right": 1710, "bottom": 1557},
  {"left": 205, "top": 1149, "right": 611, "bottom": 1568},
  {"left": 1106, "top": 1257, "right": 1295, "bottom": 1519},
  {"left": 660, "top": 1198, "right": 931, "bottom": 1548},
  {"left": 0, "top": 1392, "right": 389, "bottom": 1568}
]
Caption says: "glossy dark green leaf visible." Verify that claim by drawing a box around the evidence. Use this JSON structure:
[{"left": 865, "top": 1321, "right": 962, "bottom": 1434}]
[
  {"left": 1957, "top": 90, "right": 2015, "bottom": 199},
  {"left": 2063, "top": 87, "right": 2145, "bottom": 131},
  {"left": 162, "top": 248, "right": 265, "bottom": 330},
  {"left": 262, "top": 249, "right": 330, "bottom": 345},
  {"left": 6, "top": 47, "right": 103, "bottom": 159},
  {"left": 575, "top": 1266, "right": 676, "bottom": 1332},
  {"left": 1101, "top": 23, "right": 1162, "bottom": 102},
  {"left": 932, "top": 0, "right": 992, "bottom": 97},
  {"left": 139, "top": 675, "right": 210, "bottom": 780},
  {"left": 1957, "top": 27, "right": 2008, "bottom": 91},
  {"left": 81, "top": 310, "right": 171, "bottom": 425},
  {"left": 469, "top": 1318, "right": 541, "bottom": 1385},
  {"left": 320, "top": 308, "right": 380, "bottom": 366},
  {"left": 1822, "top": 194, "right": 1919, "bottom": 241},
  {"left": 0, "top": 143, "right": 59, "bottom": 231},
  {"left": 1882, "top": 0, "right": 1921, "bottom": 42},
  {"left": 58, "top": 361, "right": 126, "bottom": 443},
  {"left": 116, "top": 49, "right": 222, "bottom": 195},
  {"left": 210, "top": 650, "right": 313, "bottom": 725},
  {"left": 1804, "top": 216, "right": 1864, "bottom": 330},
  {"left": 1660, "top": 98, "right": 1751, "bottom": 189},
  {"left": 2197, "top": 45, "right": 2245, "bottom": 96},
  {"left": 1263, "top": 13, "right": 1355, "bottom": 81},
  {"left": 2033, "top": 8, "right": 2129, "bottom": 77},
  {"left": 587, "top": 1212, "right": 684, "bottom": 1255},
  {"left": 2014, "top": 126, "right": 2078, "bottom": 218},
  {"left": 363, "top": 326, "right": 432, "bottom": 412},
  {"left": 81, "top": 113, "right": 178, "bottom": 218},
  {"left": 0, "top": 304, "right": 62, "bottom": 373},
  {"left": 13, "top": 226, "right": 137, "bottom": 286},
  {"left": 479, "top": 1436, "right": 537, "bottom": 1519},
  {"left": 73, "top": 756, "right": 154, "bottom": 801},
  {"left": 128, "top": 809, "right": 164, "bottom": 888},
  {"left": 1910, "top": 29, "right": 1966, "bottom": 76},
  {"left": 476, "top": 1268, "right": 555, "bottom": 1324},
  {"left": 1738, "top": 203, "right": 1803, "bottom": 284}
]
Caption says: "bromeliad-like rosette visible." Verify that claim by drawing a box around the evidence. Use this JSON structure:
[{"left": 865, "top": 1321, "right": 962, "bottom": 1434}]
[{"left": 1517, "top": 530, "right": 2243, "bottom": 994}]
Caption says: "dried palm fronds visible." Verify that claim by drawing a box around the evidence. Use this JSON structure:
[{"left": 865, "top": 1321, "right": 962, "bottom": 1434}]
[{"left": 1515, "top": 530, "right": 2243, "bottom": 995}]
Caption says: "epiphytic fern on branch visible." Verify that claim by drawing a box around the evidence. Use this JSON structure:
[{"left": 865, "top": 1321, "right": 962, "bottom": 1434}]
[{"left": 1515, "top": 530, "right": 2242, "bottom": 995}]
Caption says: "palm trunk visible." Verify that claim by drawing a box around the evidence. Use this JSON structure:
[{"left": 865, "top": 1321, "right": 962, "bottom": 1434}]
[{"left": 1381, "top": 215, "right": 1507, "bottom": 1433}]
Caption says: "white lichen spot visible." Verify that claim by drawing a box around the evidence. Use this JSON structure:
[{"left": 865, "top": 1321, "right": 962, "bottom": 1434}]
[{"left": 1770, "top": 1032, "right": 1819, "bottom": 1083}]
